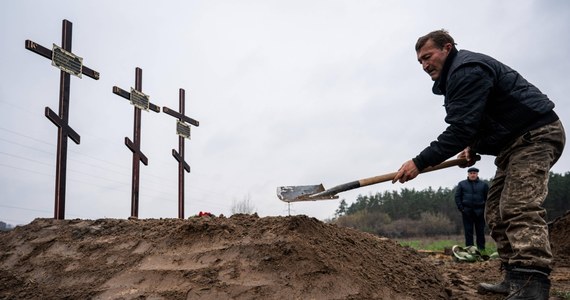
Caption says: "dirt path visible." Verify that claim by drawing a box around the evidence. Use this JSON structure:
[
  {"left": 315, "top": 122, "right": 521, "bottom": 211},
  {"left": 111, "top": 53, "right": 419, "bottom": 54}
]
[{"left": 1, "top": 212, "right": 569, "bottom": 299}]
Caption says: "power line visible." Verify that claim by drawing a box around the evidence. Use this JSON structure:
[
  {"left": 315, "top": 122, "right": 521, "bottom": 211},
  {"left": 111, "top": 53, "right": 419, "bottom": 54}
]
[
  {"left": 0, "top": 131, "right": 173, "bottom": 187},
  {"left": 0, "top": 126, "right": 53, "bottom": 146},
  {"left": 0, "top": 162, "right": 53, "bottom": 177},
  {"left": 0, "top": 125, "right": 180, "bottom": 189},
  {"left": 0, "top": 126, "right": 130, "bottom": 172},
  {"left": 0, "top": 108, "right": 231, "bottom": 215},
  {"left": 0, "top": 136, "right": 53, "bottom": 156},
  {"left": 0, "top": 204, "right": 52, "bottom": 214}
]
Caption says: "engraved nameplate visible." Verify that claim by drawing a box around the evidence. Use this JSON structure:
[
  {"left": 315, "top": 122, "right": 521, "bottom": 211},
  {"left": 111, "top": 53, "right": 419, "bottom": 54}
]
[
  {"left": 130, "top": 88, "right": 150, "bottom": 111},
  {"left": 177, "top": 120, "right": 191, "bottom": 139},
  {"left": 51, "top": 44, "right": 83, "bottom": 78}
]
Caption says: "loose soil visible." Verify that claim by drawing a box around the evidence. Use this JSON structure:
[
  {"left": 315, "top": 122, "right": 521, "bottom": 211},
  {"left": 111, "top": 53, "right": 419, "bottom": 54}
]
[{"left": 1, "top": 212, "right": 569, "bottom": 299}]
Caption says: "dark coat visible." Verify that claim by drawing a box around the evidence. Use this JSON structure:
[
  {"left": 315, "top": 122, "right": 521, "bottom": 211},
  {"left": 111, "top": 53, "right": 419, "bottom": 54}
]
[
  {"left": 454, "top": 178, "right": 489, "bottom": 211},
  {"left": 412, "top": 48, "right": 559, "bottom": 171}
]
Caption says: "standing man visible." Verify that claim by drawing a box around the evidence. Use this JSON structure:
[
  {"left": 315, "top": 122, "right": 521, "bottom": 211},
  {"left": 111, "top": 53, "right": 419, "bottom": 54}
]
[
  {"left": 392, "top": 29, "right": 565, "bottom": 299},
  {"left": 455, "top": 167, "right": 488, "bottom": 251}
]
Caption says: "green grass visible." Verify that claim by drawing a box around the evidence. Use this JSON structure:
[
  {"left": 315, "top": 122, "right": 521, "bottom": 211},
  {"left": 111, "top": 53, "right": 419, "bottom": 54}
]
[
  {"left": 397, "top": 235, "right": 497, "bottom": 254},
  {"left": 398, "top": 236, "right": 568, "bottom": 297},
  {"left": 399, "top": 238, "right": 458, "bottom": 251},
  {"left": 552, "top": 291, "right": 570, "bottom": 300}
]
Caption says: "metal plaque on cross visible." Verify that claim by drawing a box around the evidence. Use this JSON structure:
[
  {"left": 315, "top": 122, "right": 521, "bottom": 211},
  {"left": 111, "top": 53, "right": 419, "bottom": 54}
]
[
  {"left": 176, "top": 120, "right": 191, "bottom": 139},
  {"left": 51, "top": 44, "right": 83, "bottom": 78},
  {"left": 130, "top": 88, "right": 150, "bottom": 111}
]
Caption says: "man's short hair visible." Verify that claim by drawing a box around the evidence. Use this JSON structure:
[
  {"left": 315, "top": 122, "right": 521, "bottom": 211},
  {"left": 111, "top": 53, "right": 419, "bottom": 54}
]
[{"left": 415, "top": 29, "right": 456, "bottom": 52}]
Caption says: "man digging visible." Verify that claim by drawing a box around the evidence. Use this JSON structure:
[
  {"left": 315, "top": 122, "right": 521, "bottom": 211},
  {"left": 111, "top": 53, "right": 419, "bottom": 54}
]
[{"left": 392, "top": 29, "right": 565, "bottom": 299}]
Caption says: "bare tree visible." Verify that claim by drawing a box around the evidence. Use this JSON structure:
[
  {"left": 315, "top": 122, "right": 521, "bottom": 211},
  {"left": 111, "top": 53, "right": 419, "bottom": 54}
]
[{"left": 231, "top": 194, "right": 256, "bottom": 215}]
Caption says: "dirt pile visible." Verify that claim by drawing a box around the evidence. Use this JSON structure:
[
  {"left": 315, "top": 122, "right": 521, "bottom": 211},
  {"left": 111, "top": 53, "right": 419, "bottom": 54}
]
[
  {"left": 0, "top": 212, "right": 569, "bottom": 299},
  {"left": 550, "top": 211, "right": 570, "bottom": 264}
]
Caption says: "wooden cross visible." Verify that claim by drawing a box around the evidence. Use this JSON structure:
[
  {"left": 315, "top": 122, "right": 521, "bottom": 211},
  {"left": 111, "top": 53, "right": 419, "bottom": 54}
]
[
  {"left": 25, "top": 19, "right": 100, "bottom": 220},
  {"left": 113, "top": 67, "right": 160, "bottom": 218},
  {"left": 162, "top": 89, "right": 200, "bottom": 219}
]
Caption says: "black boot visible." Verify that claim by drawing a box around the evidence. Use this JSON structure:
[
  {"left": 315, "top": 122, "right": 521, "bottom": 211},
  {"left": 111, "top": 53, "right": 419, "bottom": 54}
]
[
  {"left": 477, "top": 263, "right": 511, "bottom": 295},
  {"left": 506, "top": 267, "right": 550, "bottom": 300}
]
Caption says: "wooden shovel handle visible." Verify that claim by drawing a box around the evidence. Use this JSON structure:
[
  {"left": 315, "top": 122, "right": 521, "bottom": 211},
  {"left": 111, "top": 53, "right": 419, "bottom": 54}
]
[
  {"left": 359, "top": 157, "right": 478, "bottom": 187},
  {"left": 308, "top": 156, "right": 480, "bottom": 199}
]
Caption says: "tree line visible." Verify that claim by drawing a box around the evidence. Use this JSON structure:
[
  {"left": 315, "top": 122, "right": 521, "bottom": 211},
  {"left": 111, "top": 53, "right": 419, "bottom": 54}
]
[
  {"left": 333, "top": 171, "right": 570, "bottom": 238},
  {"left": 0, "top": 221, "right": 14, "bottom": 231}
]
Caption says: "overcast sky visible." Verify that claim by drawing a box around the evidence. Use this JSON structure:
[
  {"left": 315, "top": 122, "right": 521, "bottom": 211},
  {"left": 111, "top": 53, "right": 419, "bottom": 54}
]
[{"left": 1, "top": 0, "right": 569, "bottom": 225}]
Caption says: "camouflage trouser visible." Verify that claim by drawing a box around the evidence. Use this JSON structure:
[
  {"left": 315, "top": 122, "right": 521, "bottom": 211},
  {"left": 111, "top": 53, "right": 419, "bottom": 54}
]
[{"left": 486, "top": 120, "right": 565, "bottom": 270}]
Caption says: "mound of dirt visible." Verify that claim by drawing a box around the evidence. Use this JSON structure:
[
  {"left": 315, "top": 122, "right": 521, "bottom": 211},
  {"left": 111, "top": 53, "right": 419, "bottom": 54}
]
[
  {"left": 550, "top": 211, "right": 570, "bottom": 264},
  {"left": 1, "top": 212, "right": 569, "bottom": 299}
]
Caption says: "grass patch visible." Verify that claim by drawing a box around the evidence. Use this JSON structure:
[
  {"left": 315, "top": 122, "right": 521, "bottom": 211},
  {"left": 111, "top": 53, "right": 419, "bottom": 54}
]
[
  {"left": 552, "top": 290, "right": 570, "bottom": 300},
  {"left": 397, "top": 234, "right": 497, "bottom": 254},
  {"left": 399, "top": 238, "right": 459, "bottom": 251}
]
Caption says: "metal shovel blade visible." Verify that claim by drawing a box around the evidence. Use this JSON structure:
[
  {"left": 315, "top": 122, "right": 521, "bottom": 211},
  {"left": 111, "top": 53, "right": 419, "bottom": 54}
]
[{"left": 276, "top": 184, "right": 326, "bottom": 202}]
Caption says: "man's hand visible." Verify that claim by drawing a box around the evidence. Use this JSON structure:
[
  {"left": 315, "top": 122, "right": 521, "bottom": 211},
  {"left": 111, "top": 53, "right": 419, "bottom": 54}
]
[
  {"left": 392, "top": 160, "right": 420, "bottom": 184},
  {"left": 457, "top": 147, "right": 477, "bottom": 168}
]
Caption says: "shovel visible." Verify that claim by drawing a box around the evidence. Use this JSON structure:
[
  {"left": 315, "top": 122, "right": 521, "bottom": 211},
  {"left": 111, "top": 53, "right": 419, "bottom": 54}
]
[{"left": 277, "top": 157, "right": 479, "bottom": 202}]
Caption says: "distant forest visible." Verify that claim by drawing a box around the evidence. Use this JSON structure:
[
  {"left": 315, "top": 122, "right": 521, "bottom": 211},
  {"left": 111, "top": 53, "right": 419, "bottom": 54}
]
[
  {"left": 333, "top": 172, "right": 570, "bottom": 238},
  {"left": 0, "top": 221, "right": 14, "bottom": 231}
]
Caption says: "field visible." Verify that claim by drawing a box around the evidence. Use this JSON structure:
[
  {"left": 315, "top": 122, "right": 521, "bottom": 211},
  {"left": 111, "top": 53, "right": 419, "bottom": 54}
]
[{"left": 397, "top": 234, "right": 496, "bottom": 253}]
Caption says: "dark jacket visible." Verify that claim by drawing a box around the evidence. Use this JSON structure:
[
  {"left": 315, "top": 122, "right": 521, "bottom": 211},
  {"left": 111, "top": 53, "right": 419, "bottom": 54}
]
[
  {"left": 455, "top": 178, "right": 489, "bottom": 211},
  {"left": 413, "top": 48, "right": 559, "bottom": 171}
]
